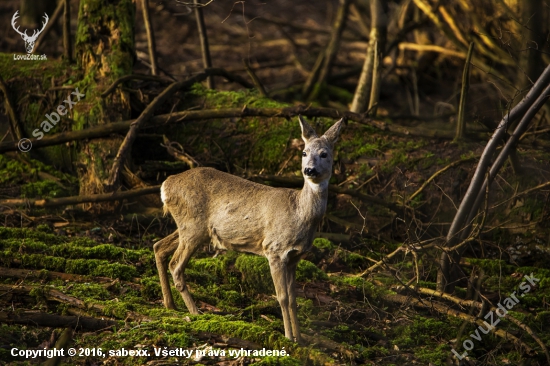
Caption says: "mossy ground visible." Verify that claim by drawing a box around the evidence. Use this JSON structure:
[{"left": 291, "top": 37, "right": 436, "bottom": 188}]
[
  {"left": 1, "top": 227, "right": 548, "bottom": 365},
  {"left": 1, "top": 79, "right": 549, "bottom": 365},
  {"left": 0, "top": 155, "right": 78, "bottom": 199}
]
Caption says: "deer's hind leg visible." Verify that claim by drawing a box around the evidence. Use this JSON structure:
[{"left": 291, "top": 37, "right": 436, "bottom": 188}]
[
  {"left": 153, "top": 230, "right": 179, "bottom": 310},
  {"left": 168, "top": 229, "right": 204, "bottom": 315}
]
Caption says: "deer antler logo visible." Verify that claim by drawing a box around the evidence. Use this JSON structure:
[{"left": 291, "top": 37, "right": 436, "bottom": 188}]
[{"left": 12, "top": 11, "right": 49, "bottom": 54}]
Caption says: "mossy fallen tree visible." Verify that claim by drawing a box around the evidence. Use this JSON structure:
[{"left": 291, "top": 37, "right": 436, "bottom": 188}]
[
  {"left": 0, "top": 310, "right": 117, "bottom": 331},
  {"left": 380, "top": 292, "right": 536, "bottom": 356},
  {"left": 0, "top": 104, "right": 505, "bottom": 154},
  {"left": 0, "top": 283, "right": 150, "bottom": 322},
  {"left": 0, "top": 186, "right": 159, "bottom": 208},
  {"left": 0, "top": 266, "right": 141, "bottom": 290}
]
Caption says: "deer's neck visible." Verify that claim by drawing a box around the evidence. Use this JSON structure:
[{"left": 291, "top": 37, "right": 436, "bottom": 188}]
[{"left": 298, "top": 179, "right": 329, "bottom": 223}]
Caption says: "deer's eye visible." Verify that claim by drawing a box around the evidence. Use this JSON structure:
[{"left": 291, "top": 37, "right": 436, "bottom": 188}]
[
  {"left": 320, "top": 152, "right": 328, "bottom": 158},
  {"left": 302, "top": 151, "right": 307, "bottom": 157}
]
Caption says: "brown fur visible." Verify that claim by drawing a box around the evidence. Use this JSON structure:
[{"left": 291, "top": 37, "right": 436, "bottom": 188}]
[{"left": 153, "top": 117, "right": 343, "bottom": 343}]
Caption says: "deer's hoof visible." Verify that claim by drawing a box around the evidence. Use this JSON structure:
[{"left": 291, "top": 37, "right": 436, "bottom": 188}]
[{"left": 164, "top": 301, "right": 177, "bottom": 310}]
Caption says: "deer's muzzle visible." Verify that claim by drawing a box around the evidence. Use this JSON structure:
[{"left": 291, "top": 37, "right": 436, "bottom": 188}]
[{"left": 304, "top": 167, "right": 319, "bottom": 177}]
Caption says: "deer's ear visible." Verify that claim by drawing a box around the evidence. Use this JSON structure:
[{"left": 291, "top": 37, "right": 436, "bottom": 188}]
[
  {"left": 298, "top": 116, "right": 318, "bottom": 143},
  {"left": 322, "top": 118, "right": 344, "bottom": 146}
]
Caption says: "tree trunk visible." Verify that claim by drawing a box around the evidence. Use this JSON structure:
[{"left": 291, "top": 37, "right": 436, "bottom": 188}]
[
  {"left": 20, "top": 0, "right": 57, "bottom": 28},
  {"left": 350, "top": 0, "right": 387, "bottom": 114},
  {"left": 518, "top": 0, "right": 544, "bottom": 90},
  {"left": 73, "top": 0, "right": 135, "bottom": 211}
]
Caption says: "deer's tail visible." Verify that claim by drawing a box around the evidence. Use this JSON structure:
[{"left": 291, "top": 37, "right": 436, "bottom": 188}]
[{"left": 160, "top": 181, "right": 169, "bottom": 216}]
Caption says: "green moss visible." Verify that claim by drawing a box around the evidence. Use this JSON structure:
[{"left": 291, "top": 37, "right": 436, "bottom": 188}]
[
  {"left": 66, "top": 283, "right": 110, "bottom": 300},
  {"left": 313, "top": 238, "right": 335, "bottom": 252},
  {"left": 309, "top": 238, "right": 336, "bottom": 264},
  {"left": 140, "top": 277, "right": 162, "bottom": 301},
  {"left": 188, "top": 256, "right": 229, "bottom": 278},
  {"left": 393, "top": 316, "right": 454, "bottom": 349},
  {"left": 330, "top": 276, "right": 384, "bottom": 300},
  {"left": 466, "top": 258, "right": 514, "bottom": 276},
  {"left": 177, "top": 84, "right": 318, "bottom": 171},
  {"left": 0, "top": 54, "right": 68, "bottom": 89},
  {"left": 359, "top": 345, "right": 390, "bottom": 359},
  {"left": 21, "top": 254, "right": 67, "bottom": 272},
  {"left": 254, "top": 356, "right": 302, "bottom": 366},
  {"left": 51, "top": 243, "right": 152, "bottom": 263},
  {"left": 35, "top": 224, "right": 53, "bottom": 233},
  {"left": 235, "top": 254, "right": 274, "bottom": 294},
  {"left": 0, "top": 237, "right": 50, "bottom": 252},
  {"left": 296, "top": 260, "right": 327, "bottom": 282},
  {"left": 21, "top": 181, "right": 68, "bottom": 198},
  {"left": 414, "top": 343, "right": 448, "bottom": 365},
  {"left": 338, "top": 129, "right": 386, "bottom": 161},
  {"left": 187, "top": 84, "right": 288, "bottom": 110},
  {"left": 0, "top": 155, "right": 78, "bottom": 192},
  {"left": 93, "top": 263, "right": 137, "bottom": 280},
  {"left": 103, "top": 300, "right": 135, "bottom": 319},
  {"left": 189, "top": 314, "right": 293, "bottom": 350},
  {"left": 338, "top": 251, "right": 369, "bottom": 271}
]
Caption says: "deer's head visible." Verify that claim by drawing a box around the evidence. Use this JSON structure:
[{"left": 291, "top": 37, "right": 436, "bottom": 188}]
[
  {"left": 299, "top": 116, "right": 343, "bottom": 185},
  {"left": 12, "top": 11, "right": 49, "bottom": 54}
]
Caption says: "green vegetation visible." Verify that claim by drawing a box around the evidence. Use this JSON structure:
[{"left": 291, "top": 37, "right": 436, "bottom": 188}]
[
  {"left": 0, "top": 155, "right": 78, "bottom": 198},
  {"left": 1, "top": 218, "right": 549, "bottom": 365}
]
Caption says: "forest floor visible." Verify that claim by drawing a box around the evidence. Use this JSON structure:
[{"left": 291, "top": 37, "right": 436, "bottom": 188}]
[
  {"left": 1, "top": 0, "right": 550, "bottom": 365},
  {"left": 1, "top": 98, "right": 550, "bottom": 365}
]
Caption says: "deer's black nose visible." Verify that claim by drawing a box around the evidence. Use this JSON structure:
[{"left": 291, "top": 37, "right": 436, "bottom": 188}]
[{"left": 304, "top": 167, "right": 319, "bottom": 177}]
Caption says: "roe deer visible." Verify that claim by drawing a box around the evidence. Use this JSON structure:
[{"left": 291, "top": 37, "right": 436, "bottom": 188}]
[{"left": 153, "top": 116, "right": 343, "bottom": 342}]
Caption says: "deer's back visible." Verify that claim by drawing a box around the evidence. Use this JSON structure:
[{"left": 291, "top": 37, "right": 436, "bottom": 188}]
[{"left": 161, "top": 168, "right": 303, "bottom": 252}]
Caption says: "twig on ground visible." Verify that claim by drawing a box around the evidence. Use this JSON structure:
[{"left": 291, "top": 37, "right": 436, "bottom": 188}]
[{"left": 407, "top": 156, "right": 477, "bottom": 203}]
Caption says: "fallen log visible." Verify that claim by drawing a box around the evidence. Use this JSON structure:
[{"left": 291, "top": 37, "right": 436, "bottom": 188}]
[
  {"left": 0, "top": 283, "right": 150, "bottom": 322},
  {"left": 0, "top": 310, "right": 116, "bottom": 331},
  {"left": 0, "top": 267, "right": 141, "bottom": 290},
  {"left": 381, "top": 293, "right": 536, "bottom": 356},
  {"left": 0, "top": 174, "right": 401, "bottom": 214},
  {"left": 0, "top": 106, "right": 385, "bottom": 153},
  {"left": 396, "top": 285, "right": 550, "bottom": 364},
  {"left": 107, "top": 70, "right": 230, "bottom": 188},
  {"left": 3, "top": 105, "right": 548, "bottom": 154},
  {"left": 0, "top": 186, "right": 159, "bottom": 208}
]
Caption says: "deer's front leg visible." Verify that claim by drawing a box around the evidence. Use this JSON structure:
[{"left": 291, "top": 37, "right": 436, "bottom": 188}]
[
  {"left": 286, "top": 258, "right": 302, "bottom": 344},
  {"left": 268, "top": 255, "right": 294, "bottom": 341},
  {"left": 153, "top": 231, "right": 179, "bottom": 310}
]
